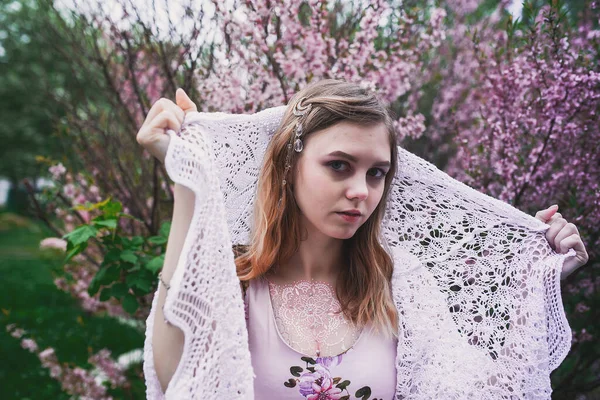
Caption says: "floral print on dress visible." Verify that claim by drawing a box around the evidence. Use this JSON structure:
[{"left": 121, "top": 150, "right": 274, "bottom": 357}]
[{"left": 283, "top": 354, "right": 381, "bottom": 400}]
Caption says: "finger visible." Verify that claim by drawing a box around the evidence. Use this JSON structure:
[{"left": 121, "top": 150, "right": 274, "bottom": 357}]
[
  {"left": 149, "top": 101, "right": 185, "bottom": 127},
  {"left": 535, "top": 205, "right": 559, "bottom": 222},
  {"left": 546, "top": 212, "right": 563, "bottom": 224},
  {"left": 142, "top": 98, "right": 177, "bottom": 128},
  {"left": 152, "top": 110, "right": 182, "bottom": 134},
  {"left": 164, "top": 101, "right": 185, "bottom": 125},
  {"left": 176, "top": 88, "right": 198, "bottom": 115},
  {"left": 558, "top": 233, "right": 584, "bottom": 255},
  {"left": 554, "top": 223, "right": 579, "bottom": 253},
  {"left": 543, "top": 213, "right": 563, "bottom": 237},
  {"left": 546, "top": 218, "right": 567, "bottom": 251}
]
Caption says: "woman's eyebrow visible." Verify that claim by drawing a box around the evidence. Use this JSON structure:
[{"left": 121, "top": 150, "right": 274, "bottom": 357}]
[{"left": 327, "top": 150, "right": 391, "bottom": 167}]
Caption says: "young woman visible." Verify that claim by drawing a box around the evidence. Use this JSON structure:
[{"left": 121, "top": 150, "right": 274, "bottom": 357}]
[{"left": 136, "top": 80, "right": 588, "bottom": 399}]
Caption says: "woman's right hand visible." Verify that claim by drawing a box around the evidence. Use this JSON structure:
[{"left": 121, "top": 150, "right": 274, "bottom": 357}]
[{"left": 136, "top": 88, "right": 198, "bottom": 164}]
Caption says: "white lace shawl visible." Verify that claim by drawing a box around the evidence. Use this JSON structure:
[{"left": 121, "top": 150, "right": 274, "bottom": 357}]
[{"left": 143, "top": 106, "right": 574, "bottom": 399}]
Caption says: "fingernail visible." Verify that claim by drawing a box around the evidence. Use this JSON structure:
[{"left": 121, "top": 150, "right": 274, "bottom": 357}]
[{"left": 550, "top": 204, "right": 558, "bottom": 210}]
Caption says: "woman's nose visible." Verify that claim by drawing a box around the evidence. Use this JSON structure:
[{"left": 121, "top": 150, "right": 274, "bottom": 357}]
[{"left": 346, "top": 176, "right": 368, "bottom": 201}]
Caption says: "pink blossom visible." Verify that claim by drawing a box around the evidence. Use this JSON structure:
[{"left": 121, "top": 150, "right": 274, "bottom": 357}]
[
  {"left": 9, "top": 327, "right": 25, "bottom": 339},
  {"left": 74, "top": 194, "right": 87, "bottom": 205},
  {"left": 395, "top": 114, "right": 426, "bottom": 140},
  {"left": 306, "top": 376, "right": 343, "bottom": 400},
  {"left": 575, "top": 302, "right": 590, "bottom": 313},
  {"left": 40, "top": 237, "right": 68, "bottom": 252},
  {"left": 63, "top": 183, "right": 77, "bottom": 199},
  {"left": 39, "top": 347, "right": 56, "bottom": 361},
  {"left": 21, "top": 338, "right": 38, "bottom": 352},
  {"left": 7, "top": 329, "right": 126, "bottom": 399},
  {"left": 49, "top": 163, "right": 66, "bottom": 179},
  {"left": 573, "top": 328, "right": 594, "bottom": 343},
  {"left": 79, "top": 210, "right": 91, "bottom": 224}
]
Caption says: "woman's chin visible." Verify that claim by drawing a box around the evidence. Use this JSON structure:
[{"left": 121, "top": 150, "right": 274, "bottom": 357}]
[{"left": 327, "top": 227, "right": 358, "bottom": 240}]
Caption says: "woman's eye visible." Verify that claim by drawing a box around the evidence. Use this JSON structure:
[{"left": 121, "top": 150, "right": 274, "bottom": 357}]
[
  {"left": 329, "top": 160, "right": 348, "bottom": 171},
  {"left": 328, "top": 161, "right": 386, "bottom": 178},
  {"left": 368, "top": 168, "right": 387, "bottom": 179}
]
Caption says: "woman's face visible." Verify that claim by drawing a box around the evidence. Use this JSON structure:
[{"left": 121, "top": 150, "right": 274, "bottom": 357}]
[{"left": 292, "top": 121, "right": 392, "bottom": 240}]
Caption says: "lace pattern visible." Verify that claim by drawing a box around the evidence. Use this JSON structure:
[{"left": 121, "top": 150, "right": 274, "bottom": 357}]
[{"left": 267, "top": 279, "right": 361, "bottom": 358}]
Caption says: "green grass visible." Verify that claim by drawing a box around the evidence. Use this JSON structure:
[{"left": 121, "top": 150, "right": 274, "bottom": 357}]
[{"left": 0, "top": 212, "right": 145, "bottom": 399}]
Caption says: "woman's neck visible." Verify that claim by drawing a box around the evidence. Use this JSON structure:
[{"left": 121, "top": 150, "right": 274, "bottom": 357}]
[{"left": 267, "top": 227, "right": 346, "bottom": 286}]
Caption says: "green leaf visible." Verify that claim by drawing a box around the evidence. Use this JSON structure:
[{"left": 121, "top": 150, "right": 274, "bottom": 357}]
[
  {"left": 90, "top": 265, "right": 120, "bottom": 292},
  {"left": 336, "top": 380, "right": 351, "bottom": 390},
  {"left": 103, "top": 248, "right": 121, "bottom": 264},
  {"left": 110, "top": 283, "right": 128, "bottom": 298},
  {"left": 64, "top": 242, "right": 88, "bottom": 263},
  {"left": 88, "top": 265, "right": 110, "bottom": 296},
  {"left": 63, "top": 225, "right": 98, "bottom": 246},
  {"left": 145, "top": 255, "right": 165, "bottom": 274},
  {"left": 148, "top": 236, "right": 167, "bottom": 245},
  {"left": 100, "top": 199, "right": 122, "bottom": 217},
  {"left": 159, "top": 222, "right": 171, "bottom": 238},
  {"left": 131, "top": 236, "right": 144, "bottom": 247},
  {"left": 283, "top": 378, "right": 296, "bottom": 388},
  {"left": 290, "top": 366, "right": 303, "bottom": 377},
  {"left": 122, "top": 293, "right": 139, "bottom": 314},
  {"left": 89, "top": 197, "right": 112, "bottom": 211},
  {"left": 92, "top": 219, "right": 117, "bottom": 229},
  {"left": 105, "top": 266, "right": 121, "bottom": 283},
  {"left": 355, "top": 386, "right": 371, "bottom": 399},
  {"left": 120, "top": 250, "right": 138, "bottom": 264},
  {"left": 126, "top": 274, "right": 152, "bottom": 292},
  {"left": 88, "top": 277, "right": 100, "bottom": 297},
  {"left": 99, "top": 287, "right": 111, "bottom": 301},
  {"left": 301, "top": 356, "right": 316, "bottom": 365}
]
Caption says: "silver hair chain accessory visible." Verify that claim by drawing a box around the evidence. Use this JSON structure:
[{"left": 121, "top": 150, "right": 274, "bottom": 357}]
[
  {"left": 279, "top": 97, "right": 312, "bottom": 208},
  {"left": 292, "top": 97, "right": 312, "bottom": 152}
]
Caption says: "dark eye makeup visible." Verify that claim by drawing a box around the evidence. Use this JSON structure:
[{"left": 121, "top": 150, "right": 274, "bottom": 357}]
[{"left": 327, "top": 160, "right": 387, "bottom": 179}]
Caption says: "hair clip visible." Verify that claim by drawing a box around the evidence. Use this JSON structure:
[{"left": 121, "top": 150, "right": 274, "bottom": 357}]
[{"left": 292, "top": 97, "right": 312, "bottom": 153}]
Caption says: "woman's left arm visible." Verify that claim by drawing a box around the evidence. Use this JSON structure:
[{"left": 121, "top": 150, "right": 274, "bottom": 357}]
[{"left": 534, "top": 205, "right": 590, "bottom": 279}]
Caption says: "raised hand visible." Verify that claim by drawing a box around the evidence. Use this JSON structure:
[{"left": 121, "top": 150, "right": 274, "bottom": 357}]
[
  {"left": 136, "top": 88, "right": 197, "bottom": 164},
  {"left": 535, "top": 205, "right": 589, "bottom": 279}
]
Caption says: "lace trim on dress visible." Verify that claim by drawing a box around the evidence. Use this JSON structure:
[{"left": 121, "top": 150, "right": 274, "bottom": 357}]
[{"left": 266, "top": 278, "right": 363, "bottom": 358}]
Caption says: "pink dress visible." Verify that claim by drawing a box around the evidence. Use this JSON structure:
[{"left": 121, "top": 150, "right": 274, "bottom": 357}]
[{"left": 245, "top": 276, "right": 398, "bottom": 399}]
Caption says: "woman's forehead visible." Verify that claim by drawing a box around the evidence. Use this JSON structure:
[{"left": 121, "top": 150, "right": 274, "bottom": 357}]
[{"left": 306, "top": 121, "right": 391, "bottom": 161}]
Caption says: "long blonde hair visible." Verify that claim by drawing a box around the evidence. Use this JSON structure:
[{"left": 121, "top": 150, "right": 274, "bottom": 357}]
[{"left": 235, "top": 79, "right": 399, "bottom": 338}]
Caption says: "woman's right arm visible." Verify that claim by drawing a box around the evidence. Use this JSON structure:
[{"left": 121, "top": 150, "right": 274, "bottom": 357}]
[
  {"left": 152, "top": 183, "right": 195, "bottom": 393},
  {"left": 135, "top": 89, "right": 198, "bottom": 393}
]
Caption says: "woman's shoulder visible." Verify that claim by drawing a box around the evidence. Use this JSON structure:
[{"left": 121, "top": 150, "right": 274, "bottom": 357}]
[{"left": 239, "top": 275, "right": 268, "bottom": 298}]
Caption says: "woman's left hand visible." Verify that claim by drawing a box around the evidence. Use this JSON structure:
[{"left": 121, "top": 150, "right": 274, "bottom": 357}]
[{"left": 535, "top": 205, "right": 589, "bottom": 279}]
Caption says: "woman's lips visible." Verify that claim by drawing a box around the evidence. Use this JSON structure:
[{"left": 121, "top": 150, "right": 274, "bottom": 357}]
[{"left": 336, "top": 212, "right": 361, "bottom": 223}]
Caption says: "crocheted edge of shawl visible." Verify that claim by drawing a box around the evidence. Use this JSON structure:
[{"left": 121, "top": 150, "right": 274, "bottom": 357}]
[
  {"left": 545, "top": 249, "right": 575, "bottom": 371},
  {"left": 159, "top": 131, "right": 254, "bottom": 398},
  {"left": 152, "top": 106, "right": 287, "bottom": 397},
  {"left": 158, "top": 131, "right": 203, "bottom": 397},
  {"left": 143, "top": 284, "right": 167, "bottom": 400},
  {"left": 392, "top": 246, "right": 574, "bottom": 375},
  {"left": 182, "top": 105, "right": 288, "bottom": 126}
]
